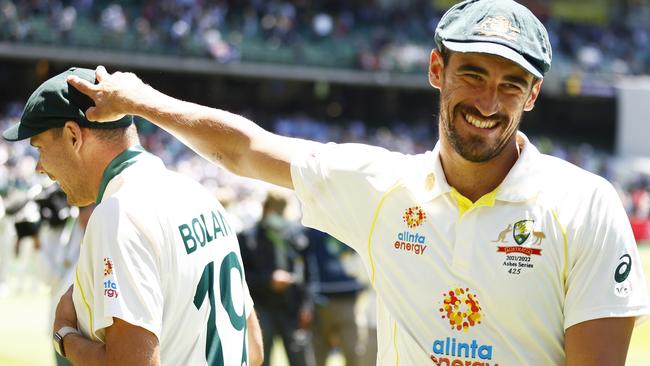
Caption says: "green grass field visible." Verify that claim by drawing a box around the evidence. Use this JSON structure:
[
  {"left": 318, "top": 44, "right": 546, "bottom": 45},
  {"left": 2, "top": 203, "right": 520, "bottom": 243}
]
[{"left": 1, "top": 246, "right": 649, "bottom": 366}]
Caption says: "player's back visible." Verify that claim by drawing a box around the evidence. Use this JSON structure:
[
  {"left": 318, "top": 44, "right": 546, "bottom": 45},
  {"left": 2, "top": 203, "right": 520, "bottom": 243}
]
[
  {"left": 151, "top": 164, "right": 252, "bottom": 366},
  {"left": 78, "top": 150, "right": 252, "bottom": 366}
]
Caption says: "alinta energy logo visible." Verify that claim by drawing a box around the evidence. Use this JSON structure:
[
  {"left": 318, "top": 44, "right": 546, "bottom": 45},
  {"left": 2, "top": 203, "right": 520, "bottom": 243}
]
[
  {"left": 103, "top": 257, "right": 119, "bottom": 299},
  {"left": 103, "top": 257, "right": 114, "bottom": 277},
  {"left": 395, "top": 206, "right": 428, "bottom": 255},
  {"left": 432, "top": 288, "right": 496, "bottom": 365},
  {"left": 403, "top": 206, "right": 426, "bottom": 229},
  {"left": 439, "top": 287, "right": 482, "bottom": 332}
]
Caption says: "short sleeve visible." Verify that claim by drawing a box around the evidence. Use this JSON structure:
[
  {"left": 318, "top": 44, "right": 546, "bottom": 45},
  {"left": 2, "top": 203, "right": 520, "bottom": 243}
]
[
  {"left": 85, "top": 200, "right": 164, "bottom": 340},
  {"left": 290, "top": 142, "right": 406, "bottom": 252},
  {"left": 564, "top": 181, "right": 650, "bottom": 330}
]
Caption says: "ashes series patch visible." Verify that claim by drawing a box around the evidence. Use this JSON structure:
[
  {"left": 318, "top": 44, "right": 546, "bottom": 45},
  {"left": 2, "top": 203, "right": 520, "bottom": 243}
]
[{"left": 493, "top": 220, "right": 544, "bottom": 275}]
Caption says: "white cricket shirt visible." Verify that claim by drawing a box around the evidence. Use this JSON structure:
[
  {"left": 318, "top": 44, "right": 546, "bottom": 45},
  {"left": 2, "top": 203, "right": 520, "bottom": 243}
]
[
  {"left": 291, "top": 133, "right": 650, "bottom": 365},
  {"left": 73, "top": 147, "right": 254, "bottom": 366}
]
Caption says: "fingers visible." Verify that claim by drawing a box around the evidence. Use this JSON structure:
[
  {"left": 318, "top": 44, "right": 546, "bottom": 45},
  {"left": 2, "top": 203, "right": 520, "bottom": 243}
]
[
  {"left": 95, "top": 65, "right": 109, "bottom": 82},
  {"left": 66, "top": 65, "right": 109, "bottom": 95},
  {"left": 84, "top": 106, "right": 98, "bottom": 122},
  {"left": 67, "top": 65, "right": 134, "bottom": 123},
  {"left": 67, "top": 74, "right": 98, "bottom": 96},
  {"left": 67, "top": 66, "right": 108, "bottom": 122}
]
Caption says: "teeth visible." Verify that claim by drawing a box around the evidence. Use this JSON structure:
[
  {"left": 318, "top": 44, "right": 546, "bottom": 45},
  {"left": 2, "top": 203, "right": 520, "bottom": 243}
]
[{"left": 465, "top": 114, "right": 497, "bottom": 129}]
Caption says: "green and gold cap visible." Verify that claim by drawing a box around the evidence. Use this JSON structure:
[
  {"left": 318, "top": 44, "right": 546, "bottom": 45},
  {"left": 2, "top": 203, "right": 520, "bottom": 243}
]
[
  {"left": 434, "top": 0, "right": 552, "bottom": 78},
  {"left": 2, "top": 67, "right": 132, "bottom": 141}
]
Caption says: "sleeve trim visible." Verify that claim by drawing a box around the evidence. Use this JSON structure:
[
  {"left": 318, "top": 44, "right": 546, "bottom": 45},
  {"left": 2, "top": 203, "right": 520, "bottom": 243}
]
[
  {"left": 93, "top": 316, "right": 162, "bottom": 342},
  {"left": 564, "top": 305, "right": 650, "bottom": 330},
  {"left": 551, "top": 208, "right": 568, "bottom": 296}
]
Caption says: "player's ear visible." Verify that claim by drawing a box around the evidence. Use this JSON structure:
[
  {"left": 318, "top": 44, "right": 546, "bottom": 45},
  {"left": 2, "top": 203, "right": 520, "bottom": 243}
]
[
  {"left": 524, "top": 78, "right": 543, "bottom": 111},
  {"left": 429, "top": 49, "right": 444, "bottom": 89},
  {"left": 62, "top": 121, "right": 84, "bottom": 153}
]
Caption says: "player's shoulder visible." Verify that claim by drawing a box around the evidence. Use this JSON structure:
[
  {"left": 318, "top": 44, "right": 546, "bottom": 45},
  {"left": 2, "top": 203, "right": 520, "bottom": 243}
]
[
  {"left": 296, "top": 141, "right": 424, "bottom": 190},
  {"left": 536, "top": 153, "right": 618, "bottom": 204},
  {"left": 539, "top": 153, "right": 609, "bottom": 186},
  {"left": 313, "top": 142, "right": 427, "bottom": 175},
  {"left": 121, "top": 155, "right": 211, "bottom": 197},
  {"left": 309, "top": 142, "right": 408, "bottom": 166},
  {"left": 98, "top": 159, "right": 200, "bottom": 214}
]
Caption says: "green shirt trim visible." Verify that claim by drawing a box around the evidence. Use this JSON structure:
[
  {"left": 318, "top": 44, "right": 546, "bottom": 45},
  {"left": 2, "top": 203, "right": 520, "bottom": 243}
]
[{"left": 95, "top": 145, "right": 146, "bottom": 204}]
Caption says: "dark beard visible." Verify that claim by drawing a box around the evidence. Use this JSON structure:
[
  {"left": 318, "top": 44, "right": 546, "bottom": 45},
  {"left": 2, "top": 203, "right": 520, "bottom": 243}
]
[{"left": 441, "top": 102, "right": 518, "bottom": 163}]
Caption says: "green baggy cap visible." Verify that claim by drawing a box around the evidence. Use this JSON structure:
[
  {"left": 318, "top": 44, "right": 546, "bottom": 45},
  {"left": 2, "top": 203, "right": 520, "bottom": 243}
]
[
  {"left": 434, "top": 0, "right": 552, "bottom": 78},
  {"left": 2, "top": 67, "right": 132, "bottom": 141}
]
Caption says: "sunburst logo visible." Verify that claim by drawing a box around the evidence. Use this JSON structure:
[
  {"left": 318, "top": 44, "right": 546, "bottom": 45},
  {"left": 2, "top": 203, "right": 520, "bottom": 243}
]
[
  {"left": 103, "top": 257, "right": 114, "bottom": 277},
  {"left": 403, "top": 206, "right": 426, "bottom": 228},
  {"left": 439, "top": 287, "right": 482, "bottom": 332}
]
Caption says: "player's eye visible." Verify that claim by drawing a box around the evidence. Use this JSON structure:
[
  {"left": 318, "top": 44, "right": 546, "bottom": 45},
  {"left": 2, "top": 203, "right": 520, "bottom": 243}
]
[
  {"left": 501, "top": 82, "right": 524, "bottom": 94},
  {"left": 460, "top": 73, "right": 483, "bottom": 83}
]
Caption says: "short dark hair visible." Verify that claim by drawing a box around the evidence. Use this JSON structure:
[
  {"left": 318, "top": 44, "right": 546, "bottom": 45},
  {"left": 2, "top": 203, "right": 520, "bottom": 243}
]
[
  {"left": 50, "top": 127, "right": 64, "bottom": 138},
  {"left": 51, "top": 122, "right": 138, "bottom": 145},
  {"left": 88, "top": 123, "right": 139, "bottom": 144},
  {"left": 439, "top": 45, "right": 451, "bottom": 66},
  {"left": 90, "top": 126, "right": 129, "bottom": 143}
]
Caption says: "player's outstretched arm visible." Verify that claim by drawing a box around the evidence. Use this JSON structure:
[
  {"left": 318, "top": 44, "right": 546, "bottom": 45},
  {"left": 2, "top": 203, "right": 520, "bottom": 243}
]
[
  {"left": 564, "top": 316, "right": 635, "bottom": 365},
  {"left": 67, "top": 66, "right": 318, "bottom": 189}
]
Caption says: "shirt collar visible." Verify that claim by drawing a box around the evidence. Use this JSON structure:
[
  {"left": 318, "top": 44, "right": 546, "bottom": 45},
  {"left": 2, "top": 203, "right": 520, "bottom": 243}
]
[
  {"left": 423, "top": 131, "right": 541, "bottom": 204},
  {"left": 495, "top": 132, "right": 542, "bottom": 202},
  {"left": 414, "top": 142, "right": 451, "bottom": 203},
  {"left": 96, "top": 145, "right": 147, "bottom": 204}
]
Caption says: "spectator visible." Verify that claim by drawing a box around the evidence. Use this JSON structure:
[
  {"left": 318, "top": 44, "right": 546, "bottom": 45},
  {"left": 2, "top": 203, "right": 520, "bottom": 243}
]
[
  {"left": 3, "top": 0, "right": 650, "bottom": 85},
  {"left": 305, "top": 229, "right": 364, "bottom": 366},
  {"left": 239, "top": 190, "right": 315, "bottom": 366}
]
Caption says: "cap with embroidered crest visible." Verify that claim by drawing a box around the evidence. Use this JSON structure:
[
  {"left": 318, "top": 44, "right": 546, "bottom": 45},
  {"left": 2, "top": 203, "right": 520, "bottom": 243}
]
[
  {"left": 2, "top": 67, "right": 133, "bottom": 142},
  {"left": 434, "top": 0, "right": 552, "bottom": 78}
]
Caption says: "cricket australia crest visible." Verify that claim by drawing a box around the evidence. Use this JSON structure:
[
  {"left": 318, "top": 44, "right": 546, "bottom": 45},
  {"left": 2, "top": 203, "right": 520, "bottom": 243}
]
[
  {"left": 495, "top": 219, "right": 544, "bottom": 276},
  {"left": 476, "top": 16, "right": 520, "bottom": 42},
  {"left": 513, "top": 220, "right": 534, "bottom": 245}
]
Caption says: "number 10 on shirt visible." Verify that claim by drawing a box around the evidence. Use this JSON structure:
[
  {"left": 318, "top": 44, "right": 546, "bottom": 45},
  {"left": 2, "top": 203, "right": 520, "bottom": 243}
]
[{"left": 194, "top": 252, "right": 248, "bottom": 365}]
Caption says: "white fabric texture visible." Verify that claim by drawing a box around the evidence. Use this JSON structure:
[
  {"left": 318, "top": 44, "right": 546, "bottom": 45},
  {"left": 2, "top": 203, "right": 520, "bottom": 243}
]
[
  {"left": 290, "top": 133, "right": 650, "bottom": 365},
  {"left": 74, "top": 151, "right": 253, "bottom": 366}
]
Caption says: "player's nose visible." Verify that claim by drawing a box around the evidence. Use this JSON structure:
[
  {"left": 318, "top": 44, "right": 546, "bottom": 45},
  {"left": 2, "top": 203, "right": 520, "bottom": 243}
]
[
  {"left": 35, "top": 159, "right": 45, "bottom": 174},
  {"left": 474, "top": 85, "right": 501, "bottom": 117}
]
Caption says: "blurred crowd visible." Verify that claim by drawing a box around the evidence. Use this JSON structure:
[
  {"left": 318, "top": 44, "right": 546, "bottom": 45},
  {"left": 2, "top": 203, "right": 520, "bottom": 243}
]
[
  {"left": 1, "top": 0, "right": 650, "bottom": 90},
  {"left": 1, "top": 99, "right": 649, "bottom": 364}
]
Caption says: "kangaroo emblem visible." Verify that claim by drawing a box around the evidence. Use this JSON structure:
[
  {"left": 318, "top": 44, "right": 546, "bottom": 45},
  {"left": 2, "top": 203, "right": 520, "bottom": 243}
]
[
  {"left": 492, "top": 224, "right": 512, "bottom": 243},
  {"left": 532, "top": 231, "right": 545, "bottom": 245}
]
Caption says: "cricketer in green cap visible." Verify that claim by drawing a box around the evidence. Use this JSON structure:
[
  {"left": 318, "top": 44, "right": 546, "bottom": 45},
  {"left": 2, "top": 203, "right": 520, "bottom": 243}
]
[
  {"left": 2, "top": 67, "right": 138, "bottom": 208},
  {"left": 425, "top": 0, "right": 550, "bottom": 165},
  {"left": 54, "top": 0, "right": 647, "bottom": 361},
  {"left": 434, "top": 0, "right": 552, "bottom": 78},
  {"left": 2, "top": 67, "right": 132, "bottom": 141}
]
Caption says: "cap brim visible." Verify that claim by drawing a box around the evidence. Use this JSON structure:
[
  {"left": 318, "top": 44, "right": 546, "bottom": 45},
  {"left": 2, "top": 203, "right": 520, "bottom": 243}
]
[
  {"left": 2, "top": 121, "right": 50, "bottom": 142},
  {"left": 442, "top": 40, "right": 543, "bottom": 78}
]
